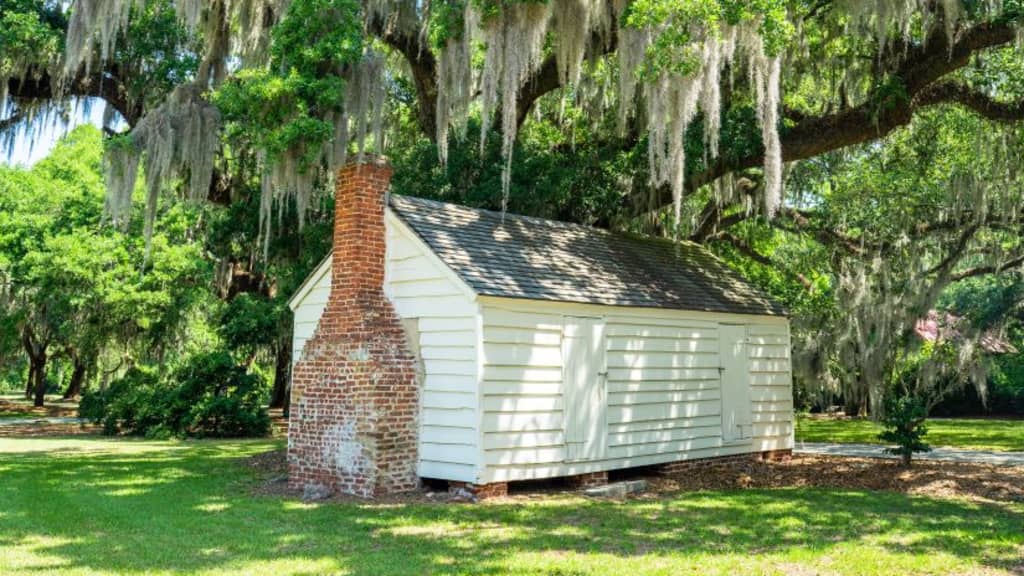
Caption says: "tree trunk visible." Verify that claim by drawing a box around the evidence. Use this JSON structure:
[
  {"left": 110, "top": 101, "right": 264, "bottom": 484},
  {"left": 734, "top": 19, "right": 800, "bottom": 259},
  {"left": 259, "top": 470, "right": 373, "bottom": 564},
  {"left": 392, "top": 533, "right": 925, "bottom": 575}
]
[
  {"left": 22, "top": 327, "right": 49, "bottom": 406},
  {"left": 64, "top": 357, "right": 87, "bottom": 399},
  {"left": 270, "top": 340, "right": 291, "bottom": 413},
  {"left": 24, "top": 364, "right": 35, "bottom": 399},
  {"left": 843, "top": 394, "right": 861, "bottom": 417},
  {"left": 32, "top": 353, "right": 47, "bottom": 407},
  {"left": 901, "top": 451, "right": 912, "bottom": 467}
]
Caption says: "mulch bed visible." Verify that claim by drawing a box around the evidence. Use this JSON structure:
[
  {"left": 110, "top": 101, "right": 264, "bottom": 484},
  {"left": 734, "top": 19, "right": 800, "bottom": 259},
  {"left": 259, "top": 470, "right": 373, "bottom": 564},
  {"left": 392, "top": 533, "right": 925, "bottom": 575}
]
[
  {"left": 645, "top": 455, "right": 1024, "bottom": 504},
  {"left": 245, "top": 450, "right": 1024, "bottom": 505}
]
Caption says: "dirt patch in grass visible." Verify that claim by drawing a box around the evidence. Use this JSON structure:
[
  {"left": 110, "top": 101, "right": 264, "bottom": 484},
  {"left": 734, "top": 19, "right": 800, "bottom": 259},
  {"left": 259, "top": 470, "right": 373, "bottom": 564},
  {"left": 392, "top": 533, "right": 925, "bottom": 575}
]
[
  {"left": 248, "top": 449, "right": 1024, "bottom": 505},
  {"left": 0, "top": 398, "right": 78, "bottom": 418},
  {"left": 244, "top": 446, "right": 289, "bottom": 476},
  {"left": 0, "top": 422, "right": 99, "bottom": 437},
  {"left": 649, "top": 455, "right": 1024, "bottom": 504}
]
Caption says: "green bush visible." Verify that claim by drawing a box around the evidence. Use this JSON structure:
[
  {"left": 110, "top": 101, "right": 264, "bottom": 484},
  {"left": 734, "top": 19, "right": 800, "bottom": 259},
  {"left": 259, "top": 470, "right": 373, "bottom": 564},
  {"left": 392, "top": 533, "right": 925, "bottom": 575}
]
[
  {"left": 172, "top": 352, "right": 271, "bottom": 437},
  {"left": 80, "top": 368, "right": 165, "bottom": 435},
  {"left": 931, "top": 353, "right": 1024, "bottom": 416},
  {"left": 80, "top": 352, "right": 270, "bottom": 438},
  {"left": 878, "top": 395, "right": 931, "bottom": 466}
]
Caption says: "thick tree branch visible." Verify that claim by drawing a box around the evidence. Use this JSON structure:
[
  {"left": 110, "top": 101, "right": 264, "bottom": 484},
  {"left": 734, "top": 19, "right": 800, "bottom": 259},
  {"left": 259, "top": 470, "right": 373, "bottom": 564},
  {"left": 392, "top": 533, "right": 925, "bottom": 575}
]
[
  {"left": 713, "top": 231, "right": 814, "bottom": 289},
  {"left": 371, "top": 14, "right": 619, "bottom": 139},
  {"left": 6, "top": 68, "right": 139, "bottom": 127},
  {"left": 917, "top": 80, "right": 1024, "bottom": 121},
  {"left": 0, "top": 113, "right": 25, "bottom": 133},
  {"left": 776, "top": 207, "right": 869, "bottom": 255},
  {"left": 689, "top": 177, "right": 758, "bottom": 242},
  {"left": 683, "top": 19, "right": 1020, "bottom": 200},
  {"left": 926, "top": 224, "right": 980, "bottom": 278},
  {"left": 368, "top": 17, "right": 439, "bottom": 140},
  {"left": 950, "top": 254, "right": 1024, "bottom": 281},
  {"left": 515, "top": 27, "right": 619, "bottom": 127}
]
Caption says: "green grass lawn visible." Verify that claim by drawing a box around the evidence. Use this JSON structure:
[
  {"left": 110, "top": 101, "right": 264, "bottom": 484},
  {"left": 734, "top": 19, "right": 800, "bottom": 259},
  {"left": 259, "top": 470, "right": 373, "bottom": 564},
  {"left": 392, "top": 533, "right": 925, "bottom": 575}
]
[
  {"left": 0, "top": 438, "right": 1021, "bottom": 575},
  {"left": 796, "top": 415, "right": 1024, "bottom": 452}
]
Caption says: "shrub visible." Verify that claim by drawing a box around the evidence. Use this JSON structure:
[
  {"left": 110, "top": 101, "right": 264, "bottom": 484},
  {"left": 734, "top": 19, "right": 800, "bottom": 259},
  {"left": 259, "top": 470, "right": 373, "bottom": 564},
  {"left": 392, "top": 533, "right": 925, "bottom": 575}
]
[
  {"left": 80, "top": 367, "right": 166, "bottom": 435},
  {"left": 878, "top": 395, "right": 931, "bottom": 466},
  {"left": 932, "top": 353, "right": 1024, "bottom": 416},
  {"left": 81, "top": 352, "right": 270, "bottom": 438},
  {"left": 172, "top": 351, "right": 271, "bottom": 438}
]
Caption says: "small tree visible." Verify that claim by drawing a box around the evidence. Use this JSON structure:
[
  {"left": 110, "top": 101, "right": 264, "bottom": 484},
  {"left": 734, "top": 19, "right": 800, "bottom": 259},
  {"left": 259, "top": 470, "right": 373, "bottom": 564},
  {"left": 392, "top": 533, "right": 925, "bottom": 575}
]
[{"left": 878, "top": 395, "right": 930, "bottom": 466}]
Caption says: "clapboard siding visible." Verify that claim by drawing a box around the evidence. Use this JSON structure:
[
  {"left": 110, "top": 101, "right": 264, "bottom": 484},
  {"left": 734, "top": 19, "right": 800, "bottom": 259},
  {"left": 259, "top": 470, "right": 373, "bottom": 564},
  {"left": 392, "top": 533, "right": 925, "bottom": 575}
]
[
  {"left": 480, "top": 308, "right": 568, "bottom": 471},
  {"left": 290, "top": 262, "right": 332, "bottom": 368},
  {"left": 747, "top": 322, "right": 793, "bottom": 451},
  {"left": 602, "top": 318, "right": 729, "bottom": 460},
  {"left": 478, "top": 298, "right": 794, "bottom": 483},
  {"left": 383, "top": 216, "right": 480, "bottom": 482}
]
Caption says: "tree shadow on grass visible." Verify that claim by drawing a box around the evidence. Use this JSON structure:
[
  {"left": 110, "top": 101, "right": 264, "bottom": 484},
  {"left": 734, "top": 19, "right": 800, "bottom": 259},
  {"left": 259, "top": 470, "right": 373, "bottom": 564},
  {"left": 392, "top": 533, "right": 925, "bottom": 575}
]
[{"left": 0, "top": 439, "right": 1021, "bottom": 575}]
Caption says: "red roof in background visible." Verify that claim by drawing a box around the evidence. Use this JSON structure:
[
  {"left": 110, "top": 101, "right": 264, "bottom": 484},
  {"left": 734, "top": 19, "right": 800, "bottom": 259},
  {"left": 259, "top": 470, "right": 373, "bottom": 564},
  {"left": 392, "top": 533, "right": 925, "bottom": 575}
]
[{"left": 914, "top": 310, "right": 1018, "bottom": 354}]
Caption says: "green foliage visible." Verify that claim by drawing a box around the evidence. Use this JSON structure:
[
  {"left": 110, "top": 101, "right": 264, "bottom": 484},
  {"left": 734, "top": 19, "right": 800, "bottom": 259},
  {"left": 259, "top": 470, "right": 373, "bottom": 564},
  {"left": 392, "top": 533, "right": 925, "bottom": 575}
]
[
  {"left": 218, "top": 294, "right": 283, "bottom": 355},
  {"left": 427, "top": 0, "right": 467, "bottom": 49},
  {"left": 117, "top": 0, "right": 199, "bottom": 111},
  {"left": 81, "top": 351, "right": 270, "bottom": 438},
  {"left": 869, "top": 76, "right": 910, "bottom": 124},
  {"left": 215, "top": 69, "right": 335, "bottom": 163},
  {"left": 214, "top": 0, "right": 363, "bottom": 165},
  {"left": 0, "top": 0, "right": 63, "bottom": 75},
  {"left": 624, "top": 0, "right": 793, "bottom": 78},
  {"left": 985, "top": 353, "right": 1024, "bottom": 413},
  {"left": 878, "top": 395, "right": 931, "bottom": 465},
  {"left": 0, "top": 126, "right": 215, "bottom": 402},
  {"left": 79, "top": 367, "right": 163, "bottom": 435},
  {"left": 270, "top": 0, "right": 363, "bottom": 78},
  {"left": 390, "top": 114, "right": 640, "bottom": 226},
  {"left": 171, "top": 351, "right": 271, "bottom": 437}
]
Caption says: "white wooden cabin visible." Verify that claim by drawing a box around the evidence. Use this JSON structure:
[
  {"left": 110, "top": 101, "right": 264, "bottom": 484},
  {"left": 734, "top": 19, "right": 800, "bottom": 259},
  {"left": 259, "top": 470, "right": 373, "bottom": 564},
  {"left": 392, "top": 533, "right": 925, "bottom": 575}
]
[{"left": 289, "top": 195, "right": 794, "bottom": 486}]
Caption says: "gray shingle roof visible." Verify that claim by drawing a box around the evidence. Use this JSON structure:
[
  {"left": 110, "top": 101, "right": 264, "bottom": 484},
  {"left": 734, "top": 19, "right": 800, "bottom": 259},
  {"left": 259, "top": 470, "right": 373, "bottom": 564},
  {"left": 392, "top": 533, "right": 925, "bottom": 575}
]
[{"left": 389, "top": 195, "right": 787, "bottom": 317}]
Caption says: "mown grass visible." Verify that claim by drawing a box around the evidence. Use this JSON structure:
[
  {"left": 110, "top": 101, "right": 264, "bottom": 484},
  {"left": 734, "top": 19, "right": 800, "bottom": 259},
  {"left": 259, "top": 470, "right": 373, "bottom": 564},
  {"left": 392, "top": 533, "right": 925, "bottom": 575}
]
[
  {"left": 0, "top": 437, "right": 1022, "bottom": 575},
  {"left": 796, "top": 415, "right": 1024, "bottom": 452}
]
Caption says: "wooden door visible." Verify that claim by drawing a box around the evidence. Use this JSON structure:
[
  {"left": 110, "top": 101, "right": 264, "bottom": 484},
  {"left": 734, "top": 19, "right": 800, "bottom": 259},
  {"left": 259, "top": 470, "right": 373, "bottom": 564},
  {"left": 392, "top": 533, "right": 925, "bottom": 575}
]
[
  {"left": 719, "top": 324, "right": 753, "bottom": 443},
  {"left": 562, "top": 317, "right": 608, "bottom": 462}
]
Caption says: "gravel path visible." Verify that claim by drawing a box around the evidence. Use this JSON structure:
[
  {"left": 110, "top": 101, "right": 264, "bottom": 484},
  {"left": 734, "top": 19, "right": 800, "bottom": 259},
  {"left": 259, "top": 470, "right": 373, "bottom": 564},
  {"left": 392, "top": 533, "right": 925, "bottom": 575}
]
[{"left": 796, "top": 441, "right": 1024, "bottom": 467}]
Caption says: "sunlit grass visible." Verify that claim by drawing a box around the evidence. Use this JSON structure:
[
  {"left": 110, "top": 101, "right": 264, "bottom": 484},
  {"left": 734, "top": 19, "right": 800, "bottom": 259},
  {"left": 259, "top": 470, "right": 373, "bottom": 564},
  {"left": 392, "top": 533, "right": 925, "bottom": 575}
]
[
  {"left": 796, "top": 415, "right": 1024, "bottom": 451},
  {"left": 0, "top": 437, "right": 1021, "bottom": 575}
]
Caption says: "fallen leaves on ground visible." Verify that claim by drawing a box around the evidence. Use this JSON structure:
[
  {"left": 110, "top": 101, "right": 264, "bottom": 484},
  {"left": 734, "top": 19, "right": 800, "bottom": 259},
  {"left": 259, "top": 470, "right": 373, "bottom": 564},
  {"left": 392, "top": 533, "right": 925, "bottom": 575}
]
[
  {"left": 648, "top": 455, "right": 1024, "bottom": 504},
  {"left": 247, "top": 449, "right": 1024, "bottom": 505}
]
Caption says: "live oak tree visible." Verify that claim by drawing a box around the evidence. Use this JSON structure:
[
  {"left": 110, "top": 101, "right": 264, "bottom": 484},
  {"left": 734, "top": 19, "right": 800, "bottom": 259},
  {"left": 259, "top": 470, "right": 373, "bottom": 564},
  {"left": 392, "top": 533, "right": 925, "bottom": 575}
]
[
  {"left": 0, "top": 127, "right": 211, "bottom": 405},
  {"left": 4, "top": 0, "right": 1024, "bottom": 414}
]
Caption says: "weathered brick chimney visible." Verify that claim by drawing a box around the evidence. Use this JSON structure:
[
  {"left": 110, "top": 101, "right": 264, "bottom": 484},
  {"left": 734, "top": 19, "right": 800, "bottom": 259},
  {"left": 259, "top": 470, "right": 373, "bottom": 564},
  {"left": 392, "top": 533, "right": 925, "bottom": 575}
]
[{"left": 288, "top": 156, "right": 420, "bottom": 499}]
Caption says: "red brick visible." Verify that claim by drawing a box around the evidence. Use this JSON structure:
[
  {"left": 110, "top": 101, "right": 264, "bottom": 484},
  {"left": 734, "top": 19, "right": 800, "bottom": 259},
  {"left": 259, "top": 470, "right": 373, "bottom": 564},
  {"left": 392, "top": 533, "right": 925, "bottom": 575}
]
[
  {"left": 567, "top": 471, "right": 609, "bottom": 489},
  {"left": 653, "top": 450, "right": 792, "bottom": 474},
  {"left": 448, "top": 481, "right": 509, "bottom": 500},
  {"left": 288, "top": 156, "right": 420, "bottom": 499},
  {"left": 754, "top": 449, "right": 793, "bottom": 462}
]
